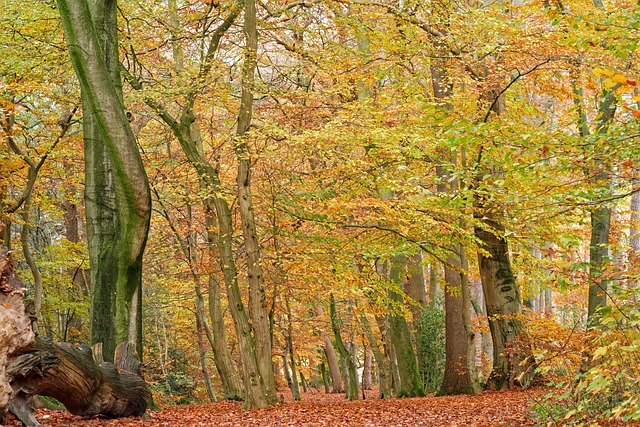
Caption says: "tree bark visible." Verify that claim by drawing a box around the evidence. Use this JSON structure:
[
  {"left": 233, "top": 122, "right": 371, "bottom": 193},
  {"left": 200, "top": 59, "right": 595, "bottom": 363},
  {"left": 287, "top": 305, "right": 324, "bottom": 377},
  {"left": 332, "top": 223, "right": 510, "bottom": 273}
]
[
  {"left": 474, "top": 211, "right": 532, "bottom": 389},
  {"left": 438, "top": 248, "right": 473, "bottom": 395},
  {"left": 9, "top": 338, "right": 150, "bottom": 426},
  {"left": 360, "top": 314, "right": 391, "bottom": 398},
  {"left": 206, "top": 276, "right": 245, "bottom": 400},
  {"left": 285, "top": 292, "right": 301, "bottom": 400},
  {"left": 362, "top": 347, "right": 372, "bottom": 390},
  {"left": 329, "top": 295, "right": 359, "bottom": 400},
  {"left": 234, "top": 0, "right": 277, "bottom": 403},
  {"left": 570, "top": 58, "right": 617, "bottom": 325},
  {"left": 57, "top": 0, "right": 151, "bottom": 361},
  {"left": 0, "top": 247, "right": 35, "bottom": 423},
  {"left": 388, "top": 257, "right": 425, "bottom": 397},
  {"left": 195, "top": 289, "right": 217, "bottom": 403},
  {"left": 316, "top": 305, "right": 344, "bottom": 393},
  {"left": 588, "top": 206, "right": 611, "bottom": 318}
]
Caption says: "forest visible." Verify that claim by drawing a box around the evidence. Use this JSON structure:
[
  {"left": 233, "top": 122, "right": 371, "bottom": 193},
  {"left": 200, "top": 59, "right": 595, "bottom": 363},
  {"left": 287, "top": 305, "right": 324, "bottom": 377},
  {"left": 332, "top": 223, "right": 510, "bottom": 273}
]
[{"left": 1, "top": 0, "right": 639, "bottom": 425}]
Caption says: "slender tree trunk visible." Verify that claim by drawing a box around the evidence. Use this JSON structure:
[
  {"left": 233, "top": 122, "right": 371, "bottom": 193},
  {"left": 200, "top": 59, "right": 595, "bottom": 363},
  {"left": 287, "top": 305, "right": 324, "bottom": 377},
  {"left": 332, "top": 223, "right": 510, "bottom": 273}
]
[
  {"left": 285, "top": 293, "right": 300, "bottom": 400},
  {"left": 20, "top": 193, "right": 43, "bottom": 334},
  {"left": 206, "top": 276, "right": 244, "bottom": 400},
  {"left": 234, "top": 0, "right": 277, "bottom": 402},
  {"left": 630, "top": 178, "right": 640, "bottom": 267},
  {"left": 570, "top": 61, "right": 617, "bottom": 325},
  {"left": 319, "top": 362, "right": 330, "bottom": 393},
  {"left": 203, "top": 212, "right": 245, "bottom": 400},
  {"left": 388, "top": 257, "right": 425, "bottom": 397},
  {"left": 329, "top": 295, "right": 359, "bottom": 400},
  {"left": 361, "top": 314, "right": 390, "bottom": 398},
  {"left": 460, "top": 250, "right": 481, "bottom": 394},
  {"left": 316, "top": 306, "right": 344, "bottom": 393},
  {"left": 428, "top": 264, "right": 439, "bottom": 307},
  {"left": 195, "top": 297, "right": 217, "bottom": 403},
  {"left": 63, "top": 200, "right": 89, "bottom": 294},
  {"left": 362, "top": 347, "right": 372, "bottom": 390},
  {"left": 588, "top": 205, "right": 611, "bottom": 318}
]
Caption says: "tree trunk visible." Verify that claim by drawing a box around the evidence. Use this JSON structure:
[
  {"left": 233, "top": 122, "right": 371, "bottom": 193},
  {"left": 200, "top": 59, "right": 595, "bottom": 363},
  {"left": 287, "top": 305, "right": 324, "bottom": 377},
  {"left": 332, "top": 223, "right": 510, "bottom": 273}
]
[
  {"left": 195, "top": 290, "right": 217, "bottom": 403},
  {"left": 319, "top": 362, "right": 330, "bottom": 393},
  {"left": 438, "top": 248, "right": 473, "bottom": 395},
  {"left": 428, "top": 264, "right": 439, "bottom": 307},
  {"left": 571, "top": 60, "right": 616, "bottom": 325},
  {"left": 329, "top": 295, "right": 359, "bottom": 400},
  {"left": 285, "top": 293, "right": 301, "bottom": 400},
  {"left": 316, "top": 305, "right": 344, "bottom": 393},
  {"left": 20, "top": 193, "right": 43, "bottom": 334},
  {"left": 361, "top": 314, "right": 391, "bottom": 398},
  {"left": 57, "top": 0, "right": 151, "bottom": 361},
  {"left": 630, "top": 179, "right": 640, "bottom": 269},
  {"left": 474, "top": 211, "right": 533, "bottom": 389},
  {"left": 588, "top": 205, "right": 611, "bottom": 319},
  {"left": 460, "top": 249, "right": 481, "bottom": 394},
  {"left": 362, "top": 347, "right": 372, "bottom": 390},
  {"left": 234, "top": 0, "right": 277, "bottom": 403},
  {"left": 206, "top": 276, "right": 245, "bottom": 400},
  {"left": 388, "top": 257, "right": 425, "bottom": 397}
]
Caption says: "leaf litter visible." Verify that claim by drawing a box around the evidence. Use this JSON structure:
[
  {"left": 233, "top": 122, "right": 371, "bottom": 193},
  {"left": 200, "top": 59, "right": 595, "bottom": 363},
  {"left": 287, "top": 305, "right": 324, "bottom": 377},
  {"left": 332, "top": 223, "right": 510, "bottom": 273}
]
[{"left": 2, "top": 387, "right": 635, "bottom": 426}]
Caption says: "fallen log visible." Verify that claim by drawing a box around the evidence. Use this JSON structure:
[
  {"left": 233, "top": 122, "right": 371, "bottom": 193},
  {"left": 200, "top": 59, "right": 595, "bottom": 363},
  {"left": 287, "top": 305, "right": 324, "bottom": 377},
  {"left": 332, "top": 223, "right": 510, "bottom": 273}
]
[{"left": 0, "top": 247, "right": 150, "bottom": 426}]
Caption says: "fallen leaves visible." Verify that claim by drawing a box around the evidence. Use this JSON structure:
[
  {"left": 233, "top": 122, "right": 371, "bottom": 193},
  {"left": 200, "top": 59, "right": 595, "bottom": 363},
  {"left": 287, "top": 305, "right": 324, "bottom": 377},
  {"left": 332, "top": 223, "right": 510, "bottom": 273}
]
[{"left": 5, "top": 387, "right": 545, "bottom": 427}]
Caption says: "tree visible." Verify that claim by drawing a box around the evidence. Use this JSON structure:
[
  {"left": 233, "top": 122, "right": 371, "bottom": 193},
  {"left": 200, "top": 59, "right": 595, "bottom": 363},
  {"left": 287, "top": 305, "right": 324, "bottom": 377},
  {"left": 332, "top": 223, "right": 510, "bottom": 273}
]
[
  {"left": 329, "top": 294, "right": 359, "bottom": 400},
  {"left": 56, "top": 0, "right": 152, "bottom": 361}
]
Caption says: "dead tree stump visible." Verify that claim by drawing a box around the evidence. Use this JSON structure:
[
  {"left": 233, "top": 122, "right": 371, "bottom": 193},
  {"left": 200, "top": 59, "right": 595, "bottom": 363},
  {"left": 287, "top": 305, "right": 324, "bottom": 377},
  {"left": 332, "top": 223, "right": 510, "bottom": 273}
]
[
  {"left": 0, "top": 247, "right": 36, "bottom": 425},
  {"left": 0, "top": 247, "right": 150, "bottom": 427}
]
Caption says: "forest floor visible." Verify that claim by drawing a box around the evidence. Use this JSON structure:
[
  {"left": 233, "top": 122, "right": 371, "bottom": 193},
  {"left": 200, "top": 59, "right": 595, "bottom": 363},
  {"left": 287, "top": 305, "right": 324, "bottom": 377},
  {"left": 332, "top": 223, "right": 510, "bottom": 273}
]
[{"left": 4, "top": 386, "right": 635, "bottom": 427}]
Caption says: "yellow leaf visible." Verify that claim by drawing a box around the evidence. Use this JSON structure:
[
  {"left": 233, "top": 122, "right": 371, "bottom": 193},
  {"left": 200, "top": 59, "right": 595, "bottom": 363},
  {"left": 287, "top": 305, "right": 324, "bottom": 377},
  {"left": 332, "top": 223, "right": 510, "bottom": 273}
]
[
  {"left": 616, "top": 85, "right": 630, "bottom": 95},
  {"left": 613, "top": 73, "right": 628, "bottom": 85},
  {"left": 593, "top": 68, "right": 614, "bottom": 77},
  {"left": 602, "top": 78, "right": 616, "bottom": 89}
]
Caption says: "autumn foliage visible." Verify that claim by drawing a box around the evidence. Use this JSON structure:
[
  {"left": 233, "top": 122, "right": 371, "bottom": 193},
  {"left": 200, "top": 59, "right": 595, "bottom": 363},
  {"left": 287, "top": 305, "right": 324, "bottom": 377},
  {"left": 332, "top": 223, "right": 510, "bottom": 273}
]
[{"left": 2, "top": 0, "right": 640, "bottom": 425}]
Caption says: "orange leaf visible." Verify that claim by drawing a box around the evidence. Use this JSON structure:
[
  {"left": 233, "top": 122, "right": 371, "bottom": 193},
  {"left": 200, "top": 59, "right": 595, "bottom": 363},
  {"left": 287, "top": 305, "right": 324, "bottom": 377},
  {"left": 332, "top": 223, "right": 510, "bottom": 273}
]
[
  {"left": 613, "top": 73, "right": 628, "bottom": 85},
  {"left": 2, "top": 302, "right": 10, "bottom": 309},
  {"left": 633, "top": 110, "right": 640, "bottom": 119}
]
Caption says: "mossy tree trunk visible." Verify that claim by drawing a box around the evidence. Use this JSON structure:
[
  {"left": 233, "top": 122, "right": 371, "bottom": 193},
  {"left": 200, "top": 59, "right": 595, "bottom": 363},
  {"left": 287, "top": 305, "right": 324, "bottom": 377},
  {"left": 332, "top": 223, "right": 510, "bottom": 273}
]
[
  {"left": 329, "top": 295, "right": 359, "bottom": 400},
  {"left": 388, "top": 257, "right": 425, "bottom": 398},
  {"left": 56, "top": 0, "right": 151, "bottom": 361},
  {"left": 361, "top": 314, "right": 391, "bottom": 398}
]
